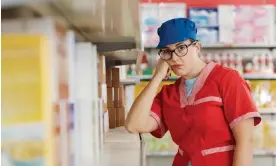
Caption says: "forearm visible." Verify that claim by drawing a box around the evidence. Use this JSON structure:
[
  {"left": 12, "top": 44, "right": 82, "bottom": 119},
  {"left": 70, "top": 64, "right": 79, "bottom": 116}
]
[
  {"left": 125, "top": 75, "right": 163, "bottom": 132},
  {"left": 233, "top": 141, "right": 254, "bottom": 166}
]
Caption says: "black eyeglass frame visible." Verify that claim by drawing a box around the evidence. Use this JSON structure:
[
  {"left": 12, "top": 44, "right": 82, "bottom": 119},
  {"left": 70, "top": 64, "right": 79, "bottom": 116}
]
[{"left": 158, "top": 40, "right": 198, "bottom": 60}]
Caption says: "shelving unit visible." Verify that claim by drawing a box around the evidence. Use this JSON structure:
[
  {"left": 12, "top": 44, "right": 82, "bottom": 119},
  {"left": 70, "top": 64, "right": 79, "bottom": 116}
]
[
  {"left": 201, "top": 44, "right": 276, "bottom": 49},
  {"left": 1, "top": 1, "right": 144, "bottom": 166},
  {"left": 145, "top": 44, "right": 276, "bottom": 50},
  {"left": 254, "top": 149, "right": 276, "bottom": 156},
  {"left": 244, "top": 74, "right": 276, "bottom": 80},
  {"left": 1, "top": 0, "right": 141, "bottom": 52},
  {"left": 103, "top": 49, "right": 145, "bottom": 67},
  {"left": 146, "top": 151, "right": 176, "bottom": 157},
  {"left": 146, "top": 150, "right": 276, "bottom": 157},
  {"left": 259, "top": 108, "right": 276, "bottom": 114},
  {"left": 120, "top": 78, "right": 140, "bottom": 86},
  {"left": 128, "top": 74, "right": 276, "bottom": 81}
]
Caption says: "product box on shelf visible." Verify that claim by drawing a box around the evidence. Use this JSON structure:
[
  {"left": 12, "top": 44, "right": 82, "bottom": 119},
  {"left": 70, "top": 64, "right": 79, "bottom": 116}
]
[
  {"left": 108, "top": 107, "right": 117, "bottom": 129},
  {"left": 263, "top": 120, "right": 276, "bottom": 150},
  {"left": 75, "top": 43, "right": 100, "bottom": 165},
  {"left": 249, "top": 80, "right": 276, "bottom": 109},
  {"left": 55, "top": 21, "right": 71, "bottom": 166},
  {"left": 114, "top": 85, "right": 125, "bottom": 108},
  {"left": 98, "top": 83, "right": 107, "bottom": 100},
  {"left": 140, "top": 3, "right": 159, "bottom": 48},
  {"left": 253, "top": 111, "right": 276, "bottom": 151},
  {"left": 2, "top": 34, "right": 54, "bottom": 166},
  {"left": 158, "top": 3, "right": 186, "bottom": 26},
  {"left": 189, "top": 8, "right": 218, "bottom": 27},
  {"left": 112, "top": 67, "right": 120, "bottom": 88},
  {"left": 142, "top": 132, "right": 178, "bottom": 153},
  {"left": 247, "top": 79, "right": 276, "bottom": 153},
  {"left": 107, "top": 87, "right": 114, "bottom": 108},
  {"left": 106, "top": 67, "right": 122, "bottom": 88},
  {"left": 107, "top": 66, "right": 127, "bottom": 128},
  {"left": 66, "top": 30, "right": 76, "bottom": 166},
  {"left": 218, "top": 5, "right": 276, "bottom": 44},
  {"left": 2, "top": 18, "right": 72, "bottom": 166},
  {"left": 106, "top": 68, "right": 113, "bottom": 87},
  {"left": 140, "top": 2, "right": 187, "bottom": 48},
  {"left": 200, "top": 49, "right": 276, "bottom": 75},
  {"left": 197, "top": 27, "right": 219, "bottom": 44},
  {"left": 189, "top": 8, "right": 219, "bottom": 44},
  {"left": 116, "top": 107, "right": 126, "bottom": 127},
  {"left": 103, "top": 111, "right": 110, "bottom": 135},
  {"left": 114, "top": 87, "right": 120, "bottom": 108},
  {"left": 119, "top": 85, "right": 125, "bottom": 108},
  {"left": 98, "top": 83, "right": 108, "bottom": 111},
  {"left": 98, "top": 99, "right": 104, "bottom": 149},
  {"left": 98, "top": 55, "right": 106, "bottom": 84}
]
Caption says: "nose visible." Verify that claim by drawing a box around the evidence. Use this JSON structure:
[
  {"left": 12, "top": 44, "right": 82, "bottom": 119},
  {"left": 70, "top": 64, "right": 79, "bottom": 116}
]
[{"left": 171, "top": 52, "right": 179, "bottom": 62}]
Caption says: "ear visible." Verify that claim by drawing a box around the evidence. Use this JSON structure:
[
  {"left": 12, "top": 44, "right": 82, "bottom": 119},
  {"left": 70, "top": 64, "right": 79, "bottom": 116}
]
[{"left": 195, "top": 42, "right": 201, "bottom": 54}]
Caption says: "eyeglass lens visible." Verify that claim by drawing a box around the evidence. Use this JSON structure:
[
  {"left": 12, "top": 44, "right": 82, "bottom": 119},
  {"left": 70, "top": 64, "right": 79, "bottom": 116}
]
[{"left": 159, "top": 44, "right": 188, "bottom": 60}]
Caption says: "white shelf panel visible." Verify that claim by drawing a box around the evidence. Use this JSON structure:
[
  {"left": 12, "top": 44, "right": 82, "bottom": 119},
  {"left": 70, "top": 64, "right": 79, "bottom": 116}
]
[
  {"left": 128, "top": 75, "right": 179, "bottom": 81},
  {"left": 254, "top": 149, "right": 276, "bottom": 156},
  {"left": 243, "top": 74, "right": 276, "bottom": 80},
  {"left": 146, "top": 149, "right": 276, "bottom": 157},
  {"left": 259, "top": 108, "right": 276, "bottom": 114},
  {"left": 145, "top": 44, "right": 276, "bottom": 49},
  {"left": 120, "top": 78, "right": 140, "bottom": 86},
  {"left": 202, "top": 44, "right": 276, "bottom": 49},
  {"left": 146, "top": 151, "right": 177, "bottom": 157},
  {"left": 128, "top": 74, "right": 276, "bottom": 81},
  {"left": 103, "top": 49, "right": 144, "bottom": 67}
]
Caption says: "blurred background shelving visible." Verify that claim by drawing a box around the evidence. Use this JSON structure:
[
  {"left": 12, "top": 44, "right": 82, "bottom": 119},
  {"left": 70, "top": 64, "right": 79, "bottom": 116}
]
[{"left": 1, "top": 0, "right": 276, "bottom": 166}]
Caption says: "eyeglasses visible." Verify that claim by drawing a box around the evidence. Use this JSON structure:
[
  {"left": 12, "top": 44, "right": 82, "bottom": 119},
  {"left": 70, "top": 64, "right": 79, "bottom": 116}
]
[{"left": 158, "top": 41, "right": 197, "bottom": 60}]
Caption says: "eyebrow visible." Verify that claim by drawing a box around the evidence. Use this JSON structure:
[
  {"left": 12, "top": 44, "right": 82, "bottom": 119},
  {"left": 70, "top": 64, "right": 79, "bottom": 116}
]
[
  {"left": 161, "top": 42, "right": 188, "bottom": 50},
  {"left": 175, "top": 42, "right": 186, "bottom": 47}
]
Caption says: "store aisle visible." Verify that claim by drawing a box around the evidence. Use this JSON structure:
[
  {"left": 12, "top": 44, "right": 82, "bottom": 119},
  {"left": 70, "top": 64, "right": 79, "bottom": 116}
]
[{"left": 98, "top": 127, "right": 143, "bottom": 166}]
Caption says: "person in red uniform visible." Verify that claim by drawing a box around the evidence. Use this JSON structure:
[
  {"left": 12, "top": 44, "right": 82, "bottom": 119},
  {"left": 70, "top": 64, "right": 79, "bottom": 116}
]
[{"left": 125, "top": 18, "right": 262, "bottom": 166}]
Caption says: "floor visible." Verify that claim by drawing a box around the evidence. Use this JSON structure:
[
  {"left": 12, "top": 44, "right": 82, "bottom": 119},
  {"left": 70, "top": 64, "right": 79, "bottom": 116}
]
[{"left": 95, "top": 127, "right": 276, "bottom": 166}]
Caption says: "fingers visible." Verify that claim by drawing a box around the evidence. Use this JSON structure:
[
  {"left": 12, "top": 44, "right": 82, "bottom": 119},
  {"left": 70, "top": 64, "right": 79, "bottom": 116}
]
[{"left": 164, "top": 69, "right": 171, "bottom": 80}]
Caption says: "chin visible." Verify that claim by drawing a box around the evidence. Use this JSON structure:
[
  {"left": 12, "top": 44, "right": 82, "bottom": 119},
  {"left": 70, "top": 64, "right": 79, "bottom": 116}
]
[{"left": 172, "top": 70, "right": 186, "bottom": 77}]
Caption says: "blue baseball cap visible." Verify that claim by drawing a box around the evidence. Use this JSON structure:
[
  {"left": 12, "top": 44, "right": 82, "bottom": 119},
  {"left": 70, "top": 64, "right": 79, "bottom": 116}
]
[{"left": 156, "top": 18, "right": 197, "bottom": 49}]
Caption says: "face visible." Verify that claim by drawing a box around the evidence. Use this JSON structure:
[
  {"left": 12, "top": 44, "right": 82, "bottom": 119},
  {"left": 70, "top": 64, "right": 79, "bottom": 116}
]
[{"left": 159, "top": 39, "right": 201, "bottom": 76}]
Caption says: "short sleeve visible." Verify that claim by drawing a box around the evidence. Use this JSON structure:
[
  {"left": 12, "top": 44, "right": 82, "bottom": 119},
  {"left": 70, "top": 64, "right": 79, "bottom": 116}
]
[
  {"left": 150, "top": 87, "right": 168, "bottom": 138},
  {"left": 221, "top": 70, "right": 262, "bottom": 129}
]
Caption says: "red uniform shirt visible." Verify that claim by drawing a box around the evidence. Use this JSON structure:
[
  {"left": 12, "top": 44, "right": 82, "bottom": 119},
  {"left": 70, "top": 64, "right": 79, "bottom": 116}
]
[{"left": 150, "top": 62, "right": 262, "bottom": 166}]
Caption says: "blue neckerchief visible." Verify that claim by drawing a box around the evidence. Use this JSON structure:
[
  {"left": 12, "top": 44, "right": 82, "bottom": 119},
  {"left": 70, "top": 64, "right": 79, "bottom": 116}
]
[{"left": 185, "top": 77, "right": 197, "bottom": 97}]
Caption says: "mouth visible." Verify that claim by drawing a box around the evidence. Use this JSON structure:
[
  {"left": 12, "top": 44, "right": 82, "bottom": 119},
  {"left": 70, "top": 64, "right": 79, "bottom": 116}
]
[{"left": 171, "top": 64, "right": 184, "bottom": 69}]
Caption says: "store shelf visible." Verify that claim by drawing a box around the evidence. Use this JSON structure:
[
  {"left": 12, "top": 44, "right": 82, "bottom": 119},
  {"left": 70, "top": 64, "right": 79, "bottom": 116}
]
[
  {"left": 243, "top": 74, "right": 276, "bottom": 80},
  {"left": 254, "top": 149, "right": 276, "bottom": 156},
  {"left": 91, "top": 36, "right": 137, "bottom": 53},
  {"left": 2, "top": 0, "right": 140, "bottom": 52},
  {"left": 145, "top": 44, "right": 276, "bottom": 50},
  {"left": 146, "top": 151, "right": 177, "bottom": 157},
  {"left": 128, "top": 74, "right": 276, "bottom": 81},
  {"left": 103, "top": 49, "right": 145, "bottom": 67},
  {"left": 202, "top": 44, "right": 276, "bottom": 49},
  {"left": 128, "top": 75, "right": 179, "bottom": 81},
  {"left": 259, "top": 108, "right": 276, "bottom": 114},
  {"left": 146, "top": 149, "right": 276, "bottom": 157},
  {"left": 120, "top": 78, "right": 140, "bottom": 86}
]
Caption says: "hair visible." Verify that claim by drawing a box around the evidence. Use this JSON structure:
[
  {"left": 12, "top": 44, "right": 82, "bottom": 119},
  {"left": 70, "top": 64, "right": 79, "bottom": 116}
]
[
  {"left": 189, "top": 38, "right": 202, "bottom": 58},
  {"left": 189, "top": 38, "right": 198, "bottom": 44}
]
